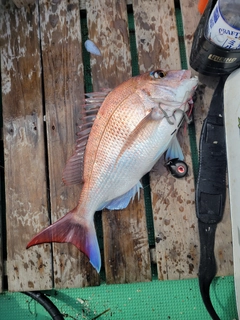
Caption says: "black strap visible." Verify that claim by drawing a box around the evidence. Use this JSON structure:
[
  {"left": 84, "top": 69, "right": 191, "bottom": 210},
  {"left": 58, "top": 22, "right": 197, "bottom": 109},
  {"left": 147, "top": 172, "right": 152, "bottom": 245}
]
[{"left": 195, "top": 76, "right": 227, "bottom": 319}]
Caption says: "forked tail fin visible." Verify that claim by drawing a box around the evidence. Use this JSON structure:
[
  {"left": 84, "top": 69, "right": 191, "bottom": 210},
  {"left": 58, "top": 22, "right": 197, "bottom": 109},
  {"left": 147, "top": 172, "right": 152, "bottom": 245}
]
[{"left": 26, "top": 208, "right": 101, "bottom": 272}]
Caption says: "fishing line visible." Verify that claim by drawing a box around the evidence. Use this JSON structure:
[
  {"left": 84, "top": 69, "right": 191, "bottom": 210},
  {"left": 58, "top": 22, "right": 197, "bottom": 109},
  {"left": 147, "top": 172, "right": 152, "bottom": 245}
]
[
  {"left": 174, "top": 1, "right": 199, "bottom": 182},
  {"left": 158, "top": 104, "right": 175, "bottom": 125}
]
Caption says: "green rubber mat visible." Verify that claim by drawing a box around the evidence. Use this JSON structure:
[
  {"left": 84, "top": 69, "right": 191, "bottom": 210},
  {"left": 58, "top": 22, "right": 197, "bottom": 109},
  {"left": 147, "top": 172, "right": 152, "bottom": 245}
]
[{"left": 0, "top": 276, "right": 237, "bottom": 319}]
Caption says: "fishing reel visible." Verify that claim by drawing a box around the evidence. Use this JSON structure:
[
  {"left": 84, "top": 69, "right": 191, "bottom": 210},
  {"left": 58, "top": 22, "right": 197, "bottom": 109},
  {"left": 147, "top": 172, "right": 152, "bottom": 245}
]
[{"left": 165, "top": 158, "right": 188, "bottom": 178}]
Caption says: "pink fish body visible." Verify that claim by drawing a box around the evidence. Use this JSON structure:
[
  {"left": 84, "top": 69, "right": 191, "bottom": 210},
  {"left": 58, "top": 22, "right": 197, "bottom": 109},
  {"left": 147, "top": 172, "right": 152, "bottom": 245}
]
[{"left": 27, "top": 70, "right": 198, "bottom": 272}]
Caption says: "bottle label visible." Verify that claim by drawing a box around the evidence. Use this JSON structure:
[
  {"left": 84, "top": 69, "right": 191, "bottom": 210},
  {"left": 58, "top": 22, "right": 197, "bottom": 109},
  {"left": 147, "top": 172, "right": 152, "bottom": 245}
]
[{"left": 207, "top": 2, "right": 240, "bottom": 49}]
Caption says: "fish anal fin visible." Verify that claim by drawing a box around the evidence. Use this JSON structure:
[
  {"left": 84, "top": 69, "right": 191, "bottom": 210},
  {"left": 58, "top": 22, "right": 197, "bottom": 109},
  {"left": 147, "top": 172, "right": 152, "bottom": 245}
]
[
  {"left": 26, "top": 209, "right": 101, "bottom": 272},
  {"left": 105, "top": 181, "right": 142, "bottom": 210}
]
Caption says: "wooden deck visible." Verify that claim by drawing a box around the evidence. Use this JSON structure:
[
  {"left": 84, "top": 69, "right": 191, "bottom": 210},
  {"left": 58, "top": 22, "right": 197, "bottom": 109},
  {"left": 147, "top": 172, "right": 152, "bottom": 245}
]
[{"left": 0, "top": 0, "right": 233, "bottom": 292}]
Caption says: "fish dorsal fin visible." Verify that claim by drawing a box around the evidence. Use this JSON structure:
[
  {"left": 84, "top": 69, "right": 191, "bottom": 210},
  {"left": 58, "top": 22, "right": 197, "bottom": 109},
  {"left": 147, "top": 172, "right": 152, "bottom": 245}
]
[
  {"left": 62, "top": 90, "right": 110, "bottom": 186},
  {"left": 62, "top": 123, "right": 93, "bottom": 185}
]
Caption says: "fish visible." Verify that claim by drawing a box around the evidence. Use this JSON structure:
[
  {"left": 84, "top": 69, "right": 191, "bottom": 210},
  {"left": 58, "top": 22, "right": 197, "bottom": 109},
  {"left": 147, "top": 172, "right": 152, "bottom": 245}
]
[{"left": 26, "top": 69, "right": 198, "bottom": 272}]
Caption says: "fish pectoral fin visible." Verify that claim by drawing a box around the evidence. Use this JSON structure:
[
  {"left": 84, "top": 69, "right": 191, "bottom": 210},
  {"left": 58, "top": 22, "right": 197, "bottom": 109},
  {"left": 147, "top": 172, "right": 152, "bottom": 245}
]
[
  {"left": 26, "top": 208, "right": 101, "bottom": 273},
  {"left": 104, "top": 181, "right": 142, "bottom": 210},
  {"left": 165, "top": 135, "right": 184, "bottom": 161},
  {"left": 116, "top": 109, "right": 162, "bottom": 163}
]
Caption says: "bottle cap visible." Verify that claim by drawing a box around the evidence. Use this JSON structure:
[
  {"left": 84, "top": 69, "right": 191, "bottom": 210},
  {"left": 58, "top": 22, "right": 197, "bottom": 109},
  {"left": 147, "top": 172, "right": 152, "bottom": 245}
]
[{"left": 198, "top": 0, "right": 209, "bottom": 14}]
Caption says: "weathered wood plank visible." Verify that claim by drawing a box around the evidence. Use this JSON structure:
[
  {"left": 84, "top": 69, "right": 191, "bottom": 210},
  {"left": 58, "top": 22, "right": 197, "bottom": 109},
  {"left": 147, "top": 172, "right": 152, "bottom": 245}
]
[
  {"left": 181, "top": 0, "right": 233, "bottom": 277},
  {"left": 150, "top": 131, "right": 199, "bottom": 280},
  {"left": 39, "top": 0, "right": 99, "bottom": 288},
  {"left": 11, "top": 0, "right": 35, "bottom": 9},
  {"left": 179, "top": 0, "right": 201, "bottom": 71},
  {"left": 0, "top": 98, "right": 3, "bottom": 292},
  {"left": 0, "top": 3, "right": 52, "bottom": 291},
  {"left": 86, "top": 0, "right": 132, "bottom": 91},
  {"left": 133, "top": 0, "right": 181, "bottom": 73},
  {"left": 0, "top": 146, "right": 3, "bottom": 292},
  {"left": 86, "top": 0, "right": 151, "bottom": 284},
  {"left": 103, "top": 193, "right": 151, "bottom": 283},
  {"left": 133, "top": 0, "right": 198, "bottom": 280},
  {"left": 80, "top": 0, "right": 133, "bottom": 10}
]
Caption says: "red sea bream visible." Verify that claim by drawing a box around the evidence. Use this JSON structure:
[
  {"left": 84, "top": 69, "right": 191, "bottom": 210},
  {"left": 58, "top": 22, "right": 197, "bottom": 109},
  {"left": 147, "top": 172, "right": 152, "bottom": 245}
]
[{"left": 27, "top": 69, "right": 198, "bottom": 272}]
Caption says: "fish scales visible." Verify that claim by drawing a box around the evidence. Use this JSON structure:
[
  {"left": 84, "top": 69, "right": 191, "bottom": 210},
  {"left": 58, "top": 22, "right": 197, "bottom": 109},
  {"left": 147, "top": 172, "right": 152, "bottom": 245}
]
[
  {"left": 82, "top": 94, "right": 147, "bottom": 202},
  {"left": 80, "top": 83, "right": 139, "bottom": 183},
  {"left": 27, "top": 70, "right": 198, "bottom": 272},
  {"left": 78, "top": 103, "right": 142, "bottom": 211}
]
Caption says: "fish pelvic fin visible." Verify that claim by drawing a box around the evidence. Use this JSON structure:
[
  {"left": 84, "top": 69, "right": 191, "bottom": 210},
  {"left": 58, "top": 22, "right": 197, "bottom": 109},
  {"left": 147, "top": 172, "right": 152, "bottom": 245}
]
[
  {"left": 26, "top": 208, "right": 101, "bottom": 273},
  {"left": 165, "top": 135, "right": 184, "bottom": 161}
]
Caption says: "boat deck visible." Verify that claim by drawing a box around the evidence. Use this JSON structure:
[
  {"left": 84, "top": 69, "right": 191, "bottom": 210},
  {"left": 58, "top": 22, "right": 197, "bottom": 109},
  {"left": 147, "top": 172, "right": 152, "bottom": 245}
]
[{"left": 0, "top": 0, "right": 233, "bottom": 293}]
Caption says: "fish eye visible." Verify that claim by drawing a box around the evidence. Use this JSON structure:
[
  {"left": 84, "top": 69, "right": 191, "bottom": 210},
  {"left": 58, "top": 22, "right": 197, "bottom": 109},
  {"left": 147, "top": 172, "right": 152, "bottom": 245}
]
[{"left": 150, "top": 70, "right": 166, "bottom": 79}]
